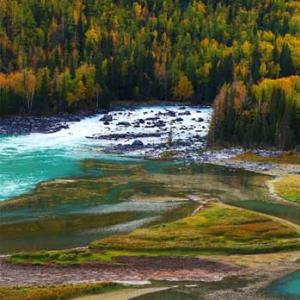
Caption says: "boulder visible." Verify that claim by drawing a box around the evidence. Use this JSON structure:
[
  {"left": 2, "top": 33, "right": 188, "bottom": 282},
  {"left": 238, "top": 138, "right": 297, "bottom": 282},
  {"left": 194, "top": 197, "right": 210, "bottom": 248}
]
[
  {"left": 146, "top": 117, "right": 160, "bottom": 121},
  {"left": 175, "top": 117, "right": 183, "bottom": 122},
  {"left": 179, "top": 111, "right": 191, "bottom": 116},
  {"left": 154, "top": 120, "right": 166, "bottom": 127},
  {"left": 166, "top": 110, "right": 176, "bottom": 117},
  {"left": 117, "top": 121, "right": 131, "bottom": 126},
  {"left": 100, "top": 114, "right": 113, "bottom": 122},
  {"left": 132, "top": 140, "right": 144, "bottom": 147}
]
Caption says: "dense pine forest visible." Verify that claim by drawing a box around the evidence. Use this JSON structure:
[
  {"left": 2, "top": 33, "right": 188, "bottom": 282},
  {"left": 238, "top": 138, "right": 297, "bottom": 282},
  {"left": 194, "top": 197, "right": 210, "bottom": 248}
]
[{"left": 0, "top": 0, "right": 299, "bottom": 148}]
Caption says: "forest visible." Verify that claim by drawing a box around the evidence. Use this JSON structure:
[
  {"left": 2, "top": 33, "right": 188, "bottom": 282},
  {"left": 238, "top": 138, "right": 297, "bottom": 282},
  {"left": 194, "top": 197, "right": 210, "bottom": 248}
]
[
  {"left": 209, "top": 76, "right": 300, "bottom": 149},
  {"left": 0, "top": 0, "right": 299, "bottom": 147}
]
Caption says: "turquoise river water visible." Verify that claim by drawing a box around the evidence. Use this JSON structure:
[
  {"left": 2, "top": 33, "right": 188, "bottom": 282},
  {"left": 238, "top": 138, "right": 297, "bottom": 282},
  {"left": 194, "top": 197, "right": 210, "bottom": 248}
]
[{"left": 1, "top": 106, "right": 300, "bottom": 299}]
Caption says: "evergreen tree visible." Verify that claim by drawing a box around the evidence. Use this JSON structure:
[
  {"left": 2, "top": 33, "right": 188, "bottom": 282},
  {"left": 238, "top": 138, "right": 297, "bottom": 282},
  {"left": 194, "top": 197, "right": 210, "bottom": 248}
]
[{"left": 279, "top": 44, "right": 295, "bottom": 77}]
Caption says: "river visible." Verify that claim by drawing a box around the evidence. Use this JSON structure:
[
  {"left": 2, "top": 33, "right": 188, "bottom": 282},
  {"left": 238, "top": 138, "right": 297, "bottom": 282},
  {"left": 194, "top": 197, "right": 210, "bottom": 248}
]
[{"left": 1, "top": 105, "right": 300, "bottom": 299}]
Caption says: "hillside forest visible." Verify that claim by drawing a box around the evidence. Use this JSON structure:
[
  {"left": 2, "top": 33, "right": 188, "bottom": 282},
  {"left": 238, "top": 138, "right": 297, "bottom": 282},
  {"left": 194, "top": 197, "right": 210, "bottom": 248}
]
[{"left": 0, "top": 0, "right": 299, "bottom": 148}]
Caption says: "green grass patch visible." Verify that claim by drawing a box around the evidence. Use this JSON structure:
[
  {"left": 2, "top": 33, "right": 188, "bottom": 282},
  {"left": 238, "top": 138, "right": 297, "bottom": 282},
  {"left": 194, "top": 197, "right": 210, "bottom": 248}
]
[
  {"left": 0, "top": 179, "right": 114, "bottom": 211},
  {"left": 273, "top": 175, "right": 300, "bottom": 203},
  {"left": 0, "top": 282, "right": 122, "bottom": 300},
  {"left": 10, "top": 203, "right": 300, "bottom": 265},
  {"left": 9, "top": 248, "right": 116, "bottom": 266},
  {"left": 91, "top": 202, "right": 300, "bottom": 255}
]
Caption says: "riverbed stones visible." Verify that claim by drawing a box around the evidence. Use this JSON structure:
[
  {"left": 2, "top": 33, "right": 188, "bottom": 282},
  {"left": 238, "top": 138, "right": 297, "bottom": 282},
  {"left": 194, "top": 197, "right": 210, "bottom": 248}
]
[
  {"left": 132, "top": 140, "right": 144, "bottom": 147},
  {"left": 100, "top": 114, "right": 113, "bottom": 122},
  {"left": 1, "top": 105, "right": 211, "bottom": 161},
  {"left": 117, "top": 121, "right": 131, "bottom": 126},
  {"left": 179, "top": 111, "right": 191, "bottom": 116},
  {"left": 175, "top": 118, "right": 184, "bottom": 122}
]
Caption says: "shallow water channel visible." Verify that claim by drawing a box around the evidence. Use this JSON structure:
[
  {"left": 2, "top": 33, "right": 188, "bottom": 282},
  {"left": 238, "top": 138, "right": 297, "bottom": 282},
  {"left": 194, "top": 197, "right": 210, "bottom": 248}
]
[
  {"left": 2, "top": 156, "right": 300, "bottom": 254},
  {"left": 266, "top": 270, "right": 300, "bottom": 299},
  {"left": 1, "top": 107, "right": 300, "bottom": 300}
]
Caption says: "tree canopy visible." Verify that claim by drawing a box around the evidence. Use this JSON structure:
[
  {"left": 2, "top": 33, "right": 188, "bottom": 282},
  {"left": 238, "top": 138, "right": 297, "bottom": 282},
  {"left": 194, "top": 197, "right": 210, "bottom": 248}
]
[{"left": 0, "top": 0, "right": 299, "bottom": 115}]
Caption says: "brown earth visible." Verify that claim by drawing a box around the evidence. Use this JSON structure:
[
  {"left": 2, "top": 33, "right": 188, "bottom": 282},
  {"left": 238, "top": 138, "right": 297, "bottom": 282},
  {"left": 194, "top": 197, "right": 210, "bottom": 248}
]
[{"left": 0, "top": 256, "right": 242, "bottom": 286}]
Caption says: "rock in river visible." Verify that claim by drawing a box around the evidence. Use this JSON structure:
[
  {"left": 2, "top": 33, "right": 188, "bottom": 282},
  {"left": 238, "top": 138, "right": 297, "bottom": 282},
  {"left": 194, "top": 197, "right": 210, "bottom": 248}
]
[
  {"left": 117, "top": 121, "right": 131, "bottom": 126},
  {"left": 132, "top": 140, "right": 144, "bottom": 147},
  {"left": 100, "top": 114, "right": 113, "bottom": 122}
]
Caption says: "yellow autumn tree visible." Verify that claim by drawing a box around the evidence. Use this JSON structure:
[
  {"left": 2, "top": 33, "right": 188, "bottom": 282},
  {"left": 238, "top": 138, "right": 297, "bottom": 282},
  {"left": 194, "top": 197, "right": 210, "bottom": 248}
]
[
  {"left": 0, "top": 72, "right": 8, "bottom": 90},
  {"left": 8, "top": 69, "right": 37, "bottom": 112},
  {"left": 173, "top": 75, "right": 194, "bottom": 101},
  {"left": 85, "top": 25, "right": 101, "bottom": 47}
]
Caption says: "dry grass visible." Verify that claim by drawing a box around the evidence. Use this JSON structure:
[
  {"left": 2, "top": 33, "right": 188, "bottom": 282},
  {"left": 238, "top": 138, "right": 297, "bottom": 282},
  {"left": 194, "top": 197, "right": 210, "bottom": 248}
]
[
  {"left": 10, "top": 203, "right": 300, "bottom": 266},
  {"left": 91, "top": 202, "right": 300, "bottom": 255},
  {"left": 273, "top": 175, "right": 300, "bottom": 203},
  {"left": 0, "top": 283, "right": 121, "bottom": 300},
  {"left": 234, "top": 152, "right": 300, "bottom": 165}
]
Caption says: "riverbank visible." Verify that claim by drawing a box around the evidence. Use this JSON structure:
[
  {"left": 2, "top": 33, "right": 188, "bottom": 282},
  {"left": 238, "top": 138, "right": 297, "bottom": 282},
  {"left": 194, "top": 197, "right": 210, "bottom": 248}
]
[
  {"left": 3, "top": 199, "right": 300, "bottom": 300},
  {"left": 197, "top": 149, "right": 300, "bottom": 177},
  {"left": 200, "top": 150, "right": 300, "bottom": 206},
  {"left": 2, "top": 250, "right": 300, "bottom": 299},
  {"left": 0, "top": 111, "right": 104, "bottom": 135},
  {"left": 0, "top": 254, "right": 242, "bottom": 286},
  {"left": 1, "top": 104, "right": 300, "bottom": 300},
  {"left": 1, "top": 104, "right": 298, "bottom": 177}
]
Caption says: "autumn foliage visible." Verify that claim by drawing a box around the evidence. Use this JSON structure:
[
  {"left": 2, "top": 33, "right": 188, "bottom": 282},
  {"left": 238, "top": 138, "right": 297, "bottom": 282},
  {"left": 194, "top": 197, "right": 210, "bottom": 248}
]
[
  {"left": 209, "top": 76, "right": 300, "bottom": 149},
  {"left": 0, "top": 0, "right": 298, "bottom": 115}
]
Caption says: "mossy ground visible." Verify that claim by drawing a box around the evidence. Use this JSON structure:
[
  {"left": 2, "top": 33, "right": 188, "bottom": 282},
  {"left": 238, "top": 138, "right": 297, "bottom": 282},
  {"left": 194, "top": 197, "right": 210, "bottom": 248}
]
[
  {"left": 234, "top": 152, "right": 300, "bottom": 165},
  {"left": 11, "top": 202, "right": 300, "bottom": 265},
  {"left": 9, "top": 248, "right": 115, "bottom": 265},
  {"left": 0, "top": 212, "right": 140, "bottom": 240},
  {"left": 273, "top": 175, "right": 300, "bottom": 203},
  {"left": 0, "top": 179, "right": 114, "bottom": 211},
  {"left": 91, "top": 202, "right": 300, "bottom": 255},
  {"left": 0, "top": 283, "right": 122, "bottom": 300}
]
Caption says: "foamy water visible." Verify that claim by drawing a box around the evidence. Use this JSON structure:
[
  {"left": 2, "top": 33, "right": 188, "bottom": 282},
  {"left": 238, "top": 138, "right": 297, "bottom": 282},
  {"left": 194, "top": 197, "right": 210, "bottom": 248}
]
[{"left": 0, "top": 105, "right": 211, "bottom": 200}]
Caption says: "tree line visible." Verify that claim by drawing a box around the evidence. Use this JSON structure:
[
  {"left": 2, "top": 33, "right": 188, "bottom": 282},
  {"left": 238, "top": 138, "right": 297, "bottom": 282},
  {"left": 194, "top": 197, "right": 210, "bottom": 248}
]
[
  {"left": 209, "top": 76, "right": 300, "bottom": 150},
  {"left": 0, "top": 0, "right": 299, "bottom": 115}
]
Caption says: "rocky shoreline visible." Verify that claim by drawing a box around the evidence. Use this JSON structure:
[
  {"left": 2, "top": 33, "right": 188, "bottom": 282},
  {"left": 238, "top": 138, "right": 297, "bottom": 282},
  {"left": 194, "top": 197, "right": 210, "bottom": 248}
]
[
  {"left": 1, "top": 105, "right": 298, "bottom": 178},
  {"left": 0, "top": 256, "right": 242, "bottom": 286},
  {"left": 0, "top": 111, "right": 104, "bottom": 135},
  {"left": 1, "top": 251, "right": 299, "bottom": 300},
  {"left": 192, "top": 149, "right": 300, "bottom": 176}
]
